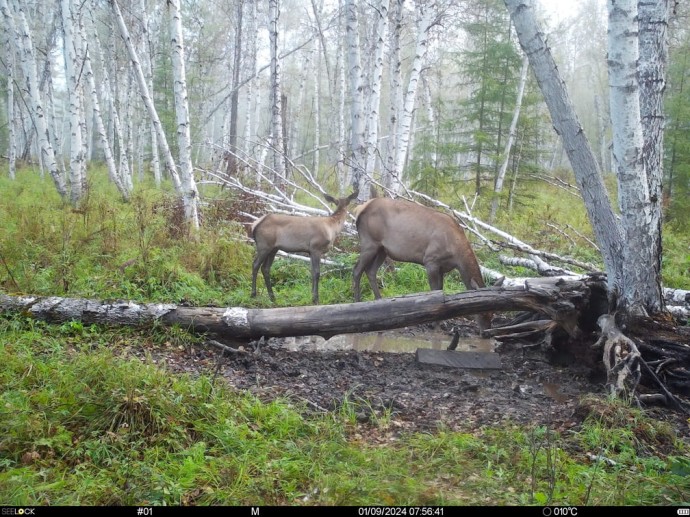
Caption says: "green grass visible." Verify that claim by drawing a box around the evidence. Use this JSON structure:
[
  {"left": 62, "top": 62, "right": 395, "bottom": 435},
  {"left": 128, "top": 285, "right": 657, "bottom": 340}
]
[
  {"left": 1, "top": 315, "right": 688, "bottom": 505},
  {"left": 1, "top": 165, "right": 690, "bottom": 505}
]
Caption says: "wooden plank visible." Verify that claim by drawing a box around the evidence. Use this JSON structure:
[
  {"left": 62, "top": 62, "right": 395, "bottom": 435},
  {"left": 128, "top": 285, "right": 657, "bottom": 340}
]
[{"left": 415, "top": 348, "right": 502, "bottom": 369}]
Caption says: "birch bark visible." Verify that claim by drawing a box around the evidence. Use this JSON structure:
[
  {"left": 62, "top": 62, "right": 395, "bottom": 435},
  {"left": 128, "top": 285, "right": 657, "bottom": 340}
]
[
  {"left": 392, "top": 5, "right": 433, "bottom": 193},
  {"left": 83, "top": 36, "right": 129, "bottom": 201},
  {"left": 168, "top": 0, "right": 200, "bottom": 230},
  {"left": 384, "top": 0, "right": 403, "bottom": 192},
  {"left": 61, "top": 0, "right": 86, "bottom": 205},
  {"left": 5, "top": 15, "right": 16, "bottom": 179},
  {"left": 504, "top": 0, "right": 624, "bottom": 293},
  {"left": 269, "top": 0, "right": 286, "bottom": 181},
  {"left": 2, "top": 0, "right": 67, "bottom": 200},
  {"left": 345, "top": 0, "right": 366, "bottom": 192},
  {"left": 363, "top": 0, "right": 389, "bottom": 199},
  {"left": 141, "top": 0, "right": 161, "bottom": 185},
  {"left": 490, "top": 53, "right": 529, "bottom": 222},
  {"left": 637, "top": 0, "right": 670, "bottom": 314},
  {"left": 110, "top": 0, "right": 181, "bottom": 192}
]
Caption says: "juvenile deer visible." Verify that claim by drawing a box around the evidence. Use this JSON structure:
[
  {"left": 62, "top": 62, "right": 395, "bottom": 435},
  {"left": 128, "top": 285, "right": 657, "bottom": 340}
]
[{"left": 251, "top": 190, "right": 358, "bottom": 304}]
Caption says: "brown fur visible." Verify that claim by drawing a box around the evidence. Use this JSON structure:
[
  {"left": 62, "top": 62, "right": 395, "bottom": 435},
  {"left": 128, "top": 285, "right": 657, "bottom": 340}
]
[
  {"left": 353, "top": 198, "right": 492, "bottom": 333},
  {"left": 251, "top": 190, "right": 358, "bottom": 304}
]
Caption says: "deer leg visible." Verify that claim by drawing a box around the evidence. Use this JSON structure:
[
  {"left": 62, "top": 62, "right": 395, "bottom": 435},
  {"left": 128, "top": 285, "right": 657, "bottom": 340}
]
[
  {"left": 260, "top": 250, "right": 278, "bottom": 302},
  {"left": 425, "top": 265, "right": 444, "bottom": 291},
  {"left": 251, "top": 250, "right": 267, "bottom": 298},
  {"left": 353, "top": 247, "right": 382, "bottom": 301},
  {"left": 365, "top": 249, "right": 388, "bottom": 299},
  {"left": 310, "top": 253, "right": 321, "bottom": 304}
]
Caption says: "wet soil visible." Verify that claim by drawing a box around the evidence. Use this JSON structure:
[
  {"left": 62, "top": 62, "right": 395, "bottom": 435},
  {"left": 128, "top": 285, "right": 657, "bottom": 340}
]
[{"left": 135, "top": 316, "right": 690, "bottom": 442}]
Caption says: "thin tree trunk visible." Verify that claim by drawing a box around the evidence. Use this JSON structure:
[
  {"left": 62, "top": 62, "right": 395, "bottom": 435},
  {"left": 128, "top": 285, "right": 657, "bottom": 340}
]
[
  {"left": 91, "top": 20, "right": 133, "bottom": 194},
  {"left": 226, "top": 0, "right": 244, "bottom": 176},
  {"left": 141, "top": 0, "right": 161, "bottom": 186},
  {"left": 3, "top": 0, "right": 67, "bottom": 200},
  {"left": 393, "top": 6, "right": 433, "bottom": 193},
  {"left": 268, "top": 0, "right": 286, "bottom": 182},
  {"left": 5, "top": 19, "right": 16, "bottom": 179},
  {"left": 168, "top": 0, "right": 200, "bottom": 231},
  {"left": 385, "top": 0, "right": 403, "bottom": 192},
  {"left": 491, "top": 53, "right": 529, "bottom": 222},
  {"left": 336, "top": 0, "right": 347, "bottom": 186},
  {"left": 110, "top": 0, "right": 182, "bottom": 194},
  {"left": 313, "top": 34, "right": 321, "bottom": 178},
  {"left": 345, "top": 0, "right": 366, "bottom": 192},
  {"left": 363, "top": 0, "right": 389, "bottom": 199},
  {"left": 243, "top": 0, "right": 257, "bottom": 169},
  {"left": 83, "top": 34, "right": 129, "bottom": 201},
  {"left": 61, "top": 0, "right": 86, "bottom": 205}
]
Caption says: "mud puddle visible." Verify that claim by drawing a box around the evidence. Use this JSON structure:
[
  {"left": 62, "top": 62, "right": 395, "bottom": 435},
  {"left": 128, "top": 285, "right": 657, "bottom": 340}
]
[{"left": 275, "top": 331, "right": 496, "bottom": 354}]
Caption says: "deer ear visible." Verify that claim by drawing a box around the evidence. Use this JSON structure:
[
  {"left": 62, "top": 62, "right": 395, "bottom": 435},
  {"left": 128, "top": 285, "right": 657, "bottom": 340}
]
[{"left": 324, "top": 193, "right": 337, "bottom": 204}]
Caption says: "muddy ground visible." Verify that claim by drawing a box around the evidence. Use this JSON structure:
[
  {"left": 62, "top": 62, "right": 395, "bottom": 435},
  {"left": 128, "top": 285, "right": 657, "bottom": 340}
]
[{"left": 131, "top": 315, "right": 690, "bottom": 443}]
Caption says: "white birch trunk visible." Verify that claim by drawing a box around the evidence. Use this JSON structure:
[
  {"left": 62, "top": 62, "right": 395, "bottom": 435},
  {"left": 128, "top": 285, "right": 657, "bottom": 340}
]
[
  {"left": 269, "top": 0, "right": 286, "bottom": 181},
  {"left": 336, "top": 0, "right": 347, "bottom": 185},
  {"left": 168, "top": 0, "right": 200, "bottom": 231},
  {"left": 345, "top": 0, "right": 366, "bottom": 192},
  {"left": 490, "top": 53, "right": 529, "bottom": 222},
  {"left": 83, "top": 40, "right": 129, "bottom": 201},
  {"left": 243, "top": 0, "right": 257, "bottom": 165},
  {"left": 141, "top": 0, "right": 161, "bottom": 186},
  {"left": 110, "top": 0, "right": 181, "bottom": 193},
  {"left": 5, "top": 19, "right": 16, "bottom": 179},
  {"left": 313, "top": 34, "right": 321, "bottom": 178},
  {"left": 3, "top": 0, "right": 67, "bottom": 200},
  {"left": 363, "top": 0, "right": 389, "bottom": 199},
  {"left": 637, "top": 0, "right": 669, "bottom": 314},
  {"left": 91, "top": 21, "right": 133, "bottom": 194},
  {"left": 385, "top": 0, "right": 403, "bottom": 192},
  {"left": 504, "top": 0, "right": 624, "bottom": 293},
  {"left": 61, "top": 0, "right": 85, "bottom": 205},
  {"left": 392, "top": 5, "right": 433, "bottom": 194},
  {"left": 608, "top": 0, "right": 658, "bottom": 316}
]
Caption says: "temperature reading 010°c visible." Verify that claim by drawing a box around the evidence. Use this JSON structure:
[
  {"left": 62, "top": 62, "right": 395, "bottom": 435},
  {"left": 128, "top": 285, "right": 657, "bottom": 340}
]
[{"left": 542, "top": 507, "right": 578, "bottom": 517}]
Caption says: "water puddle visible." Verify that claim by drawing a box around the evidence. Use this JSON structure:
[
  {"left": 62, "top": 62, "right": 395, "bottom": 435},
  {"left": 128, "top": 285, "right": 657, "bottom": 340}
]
[{"left": 278, "top": 331, "right": 496, "bottom": 354}]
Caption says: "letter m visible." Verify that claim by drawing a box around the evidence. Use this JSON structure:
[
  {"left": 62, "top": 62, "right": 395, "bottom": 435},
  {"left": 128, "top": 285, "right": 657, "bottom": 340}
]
[{"left": 251, "top": 508, "right": 260, "bottom": 516}]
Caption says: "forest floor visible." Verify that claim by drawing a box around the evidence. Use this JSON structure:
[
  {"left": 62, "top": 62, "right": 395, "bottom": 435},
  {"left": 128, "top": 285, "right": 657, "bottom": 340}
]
[{"left": 128, "top": 316, "right": 690, "bottom": 446}]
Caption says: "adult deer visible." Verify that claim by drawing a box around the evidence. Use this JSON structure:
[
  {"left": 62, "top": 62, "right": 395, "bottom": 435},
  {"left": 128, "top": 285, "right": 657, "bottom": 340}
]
[
  {"left": 352, "top": 197, "right": 492, "bottom": 333},
  {"left": 251, "top": 190, "right": 358, "bottom": 305}
]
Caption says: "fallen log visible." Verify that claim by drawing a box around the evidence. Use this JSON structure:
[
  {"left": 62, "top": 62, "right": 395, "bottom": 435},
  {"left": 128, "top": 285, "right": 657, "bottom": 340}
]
[{"left": 0, "top": 276, "right": 600, "bottom": 340}]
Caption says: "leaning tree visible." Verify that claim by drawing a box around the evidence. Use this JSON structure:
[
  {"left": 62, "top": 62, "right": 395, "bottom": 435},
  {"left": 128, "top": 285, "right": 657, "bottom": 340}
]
[{"left": 504, "top": 0, "right": 670, "bottom": 322}]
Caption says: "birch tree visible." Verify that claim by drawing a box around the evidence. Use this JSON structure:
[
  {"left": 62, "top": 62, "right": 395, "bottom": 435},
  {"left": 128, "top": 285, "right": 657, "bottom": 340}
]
[
  {"left": 2, "top": 0, "right": 67, "bottom": 201},
  {"left": 141, "top": 0, "right": 161, "bottom": 185},
  {"left": 345, "top": 0, "right": 366, "bottom": 192},
  {"left": 384, "top": 0, "right": 403, "bottom": 192},
  {"left": 168, "top": 0, "right": 200, "bottom": 231},
  {"left": 391, "top": 4, "right": 434, "bottom": 194},
  {"left": 363, "top": 0, "right": 389, "bottom": 195},
  {"left": 82, "top": 13, "right": 130, "bottom": 201},
  {"left": 4, "top": 9, "right": 16, "bottom": 179},
  {"left": 503, "top": 0, "right": 667, "bottom": 319},
  {"left": 490, "top": 53, "right": 529, "bottom": 222},
  {"left": 268, "top": 0, "right": 286, "bottom": 182},
  {"left": 637, "top": 0, "right": 670, "bottom": 313},
  {"left": 61, "top": 0, "right": 86, "bottom": 205}
]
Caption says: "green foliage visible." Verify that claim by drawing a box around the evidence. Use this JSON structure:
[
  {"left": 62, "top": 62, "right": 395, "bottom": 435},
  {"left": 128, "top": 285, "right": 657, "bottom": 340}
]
[
  {"left": 665, "top": 30, "right": 690, "bottom": 227},
  {"left": 2, "top": 315, "right": 688, "bottom": 505},
  {"left": 1, "top": 163, "right": 690, "bottom": 505}
]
